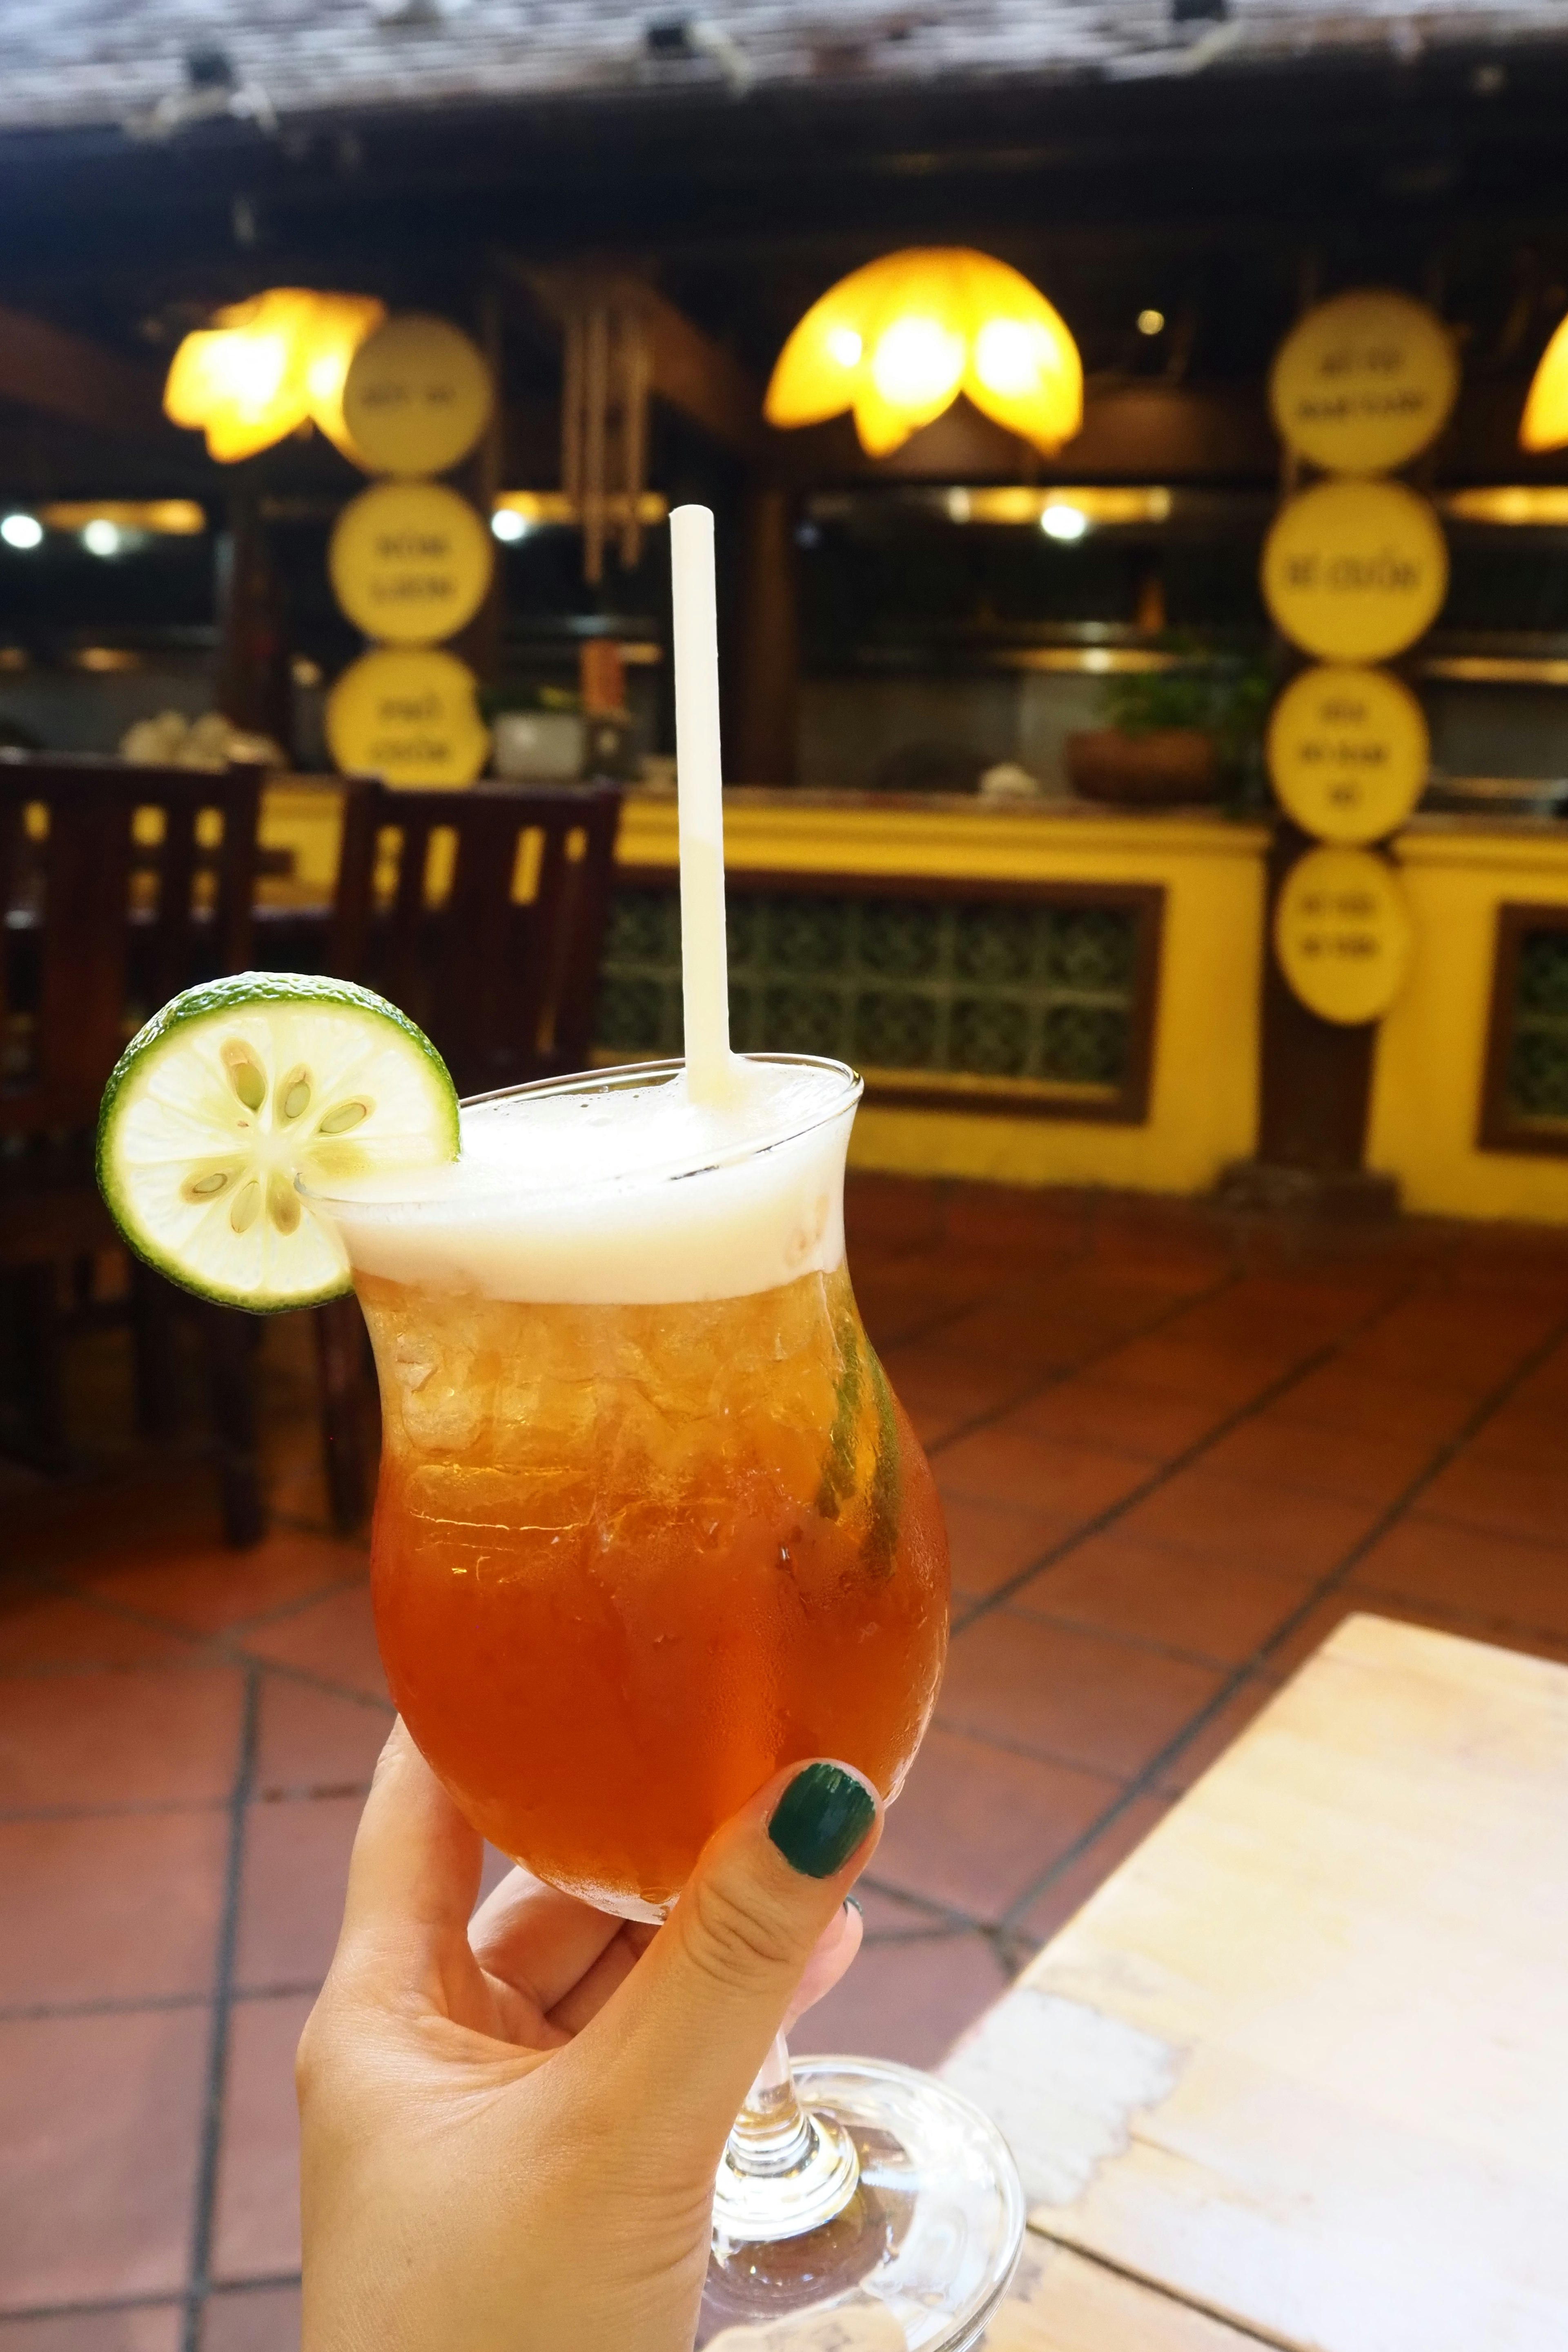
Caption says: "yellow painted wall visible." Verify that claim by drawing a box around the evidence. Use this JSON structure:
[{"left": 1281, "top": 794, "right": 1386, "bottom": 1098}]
[
  {"left": 1368, "top": 821, "right": 1568, "bottom": 1223},
  {"left": 258, "top": 779, "right": 345, "bottom": 905},
  {"left": 622, "top": 792, "right": 1270, "bottom": 1196},
  {"left": 257, "top": 782, "right": 1568, "bottom": 1216},
  {"left": 260, "top": 780, "right": 1269, "bottom": 1194}
]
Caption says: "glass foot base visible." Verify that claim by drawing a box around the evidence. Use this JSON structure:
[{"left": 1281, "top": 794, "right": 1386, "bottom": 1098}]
[
  {"left": 713, "top": 2101, "right": 860, "bottom": 2245},
  {"left": 699, "top": 2055, "right": 1025, "bottom": 2352}
]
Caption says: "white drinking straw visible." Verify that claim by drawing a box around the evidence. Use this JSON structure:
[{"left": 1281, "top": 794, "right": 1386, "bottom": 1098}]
[{"left": 670, "top": 503, "right": 736, "bottom": 1104}]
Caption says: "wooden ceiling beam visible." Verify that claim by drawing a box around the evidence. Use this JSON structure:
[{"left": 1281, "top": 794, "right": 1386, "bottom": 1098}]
[
  {"left": 504, "top": 261, "right": 770, "bottom": 461},
  {"left": 0, "top": 304, "right": 169, "bottom": 443}
]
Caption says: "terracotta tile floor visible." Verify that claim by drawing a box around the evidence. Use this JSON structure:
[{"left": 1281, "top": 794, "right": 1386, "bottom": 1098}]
[{"left": 6, "top": 1175, "right": 1568, "bottom": 2345}]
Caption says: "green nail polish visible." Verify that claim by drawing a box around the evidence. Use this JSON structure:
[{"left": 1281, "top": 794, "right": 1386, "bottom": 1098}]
[{"left": 769, "top": 1763, "right": 876, "bottom": 1879}]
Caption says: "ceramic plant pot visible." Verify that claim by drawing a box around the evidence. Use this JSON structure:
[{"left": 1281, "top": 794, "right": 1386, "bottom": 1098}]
[
  {"left": 492, "top": 711, "right": 586, "bottom": 782},
  {"left": 1066, "top": 727, "right": 1219, "bottom": 806}
]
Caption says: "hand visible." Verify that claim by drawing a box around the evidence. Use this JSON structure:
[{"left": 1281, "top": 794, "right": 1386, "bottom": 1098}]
[{"left": 296, "top": 1723, "right": 882, "bottom": 2352}]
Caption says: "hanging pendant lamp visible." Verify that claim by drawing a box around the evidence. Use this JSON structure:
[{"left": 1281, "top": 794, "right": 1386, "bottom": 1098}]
[
  {"left": 164, "top": 290, "right": 386, "bottom": 464},
  {"left": 1521, "top": 312, "right": 1568, "bottom": 452},
  {"left": 764, "top": 248, "right": 1082, "bottom": 458}
]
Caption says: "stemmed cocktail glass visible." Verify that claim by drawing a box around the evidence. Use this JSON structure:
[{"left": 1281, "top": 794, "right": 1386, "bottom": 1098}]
[{"left": 312, "top": 508, "right": 1025, "bottom": 2346}]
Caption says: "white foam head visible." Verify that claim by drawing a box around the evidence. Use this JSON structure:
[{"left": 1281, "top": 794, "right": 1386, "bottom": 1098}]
[{"left": 308, "top": 1055, "right": 861, "bottom": 1305}]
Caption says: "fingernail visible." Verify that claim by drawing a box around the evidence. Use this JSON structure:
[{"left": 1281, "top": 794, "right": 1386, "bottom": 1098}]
[
  {"left": 768, "top": 1763, "right": 876, "bottom": 1880},
  {"left": 844, "top": 1894, "right": 862, "bottom": 1918}
]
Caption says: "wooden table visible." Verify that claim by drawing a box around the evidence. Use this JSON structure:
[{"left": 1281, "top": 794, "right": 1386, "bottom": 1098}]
[{"left": 949, "top": 1614, "right": 1568, "bottom": 2351}]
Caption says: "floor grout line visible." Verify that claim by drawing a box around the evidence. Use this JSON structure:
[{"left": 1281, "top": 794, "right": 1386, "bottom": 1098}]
[
  {"left": 0, "top": 2276, "right": 306, "bottom": 2327},
  {"left": 916, "top": 1272, "right": 1243, "bottom": 1466},
  {"left": 0, "top": 1775, "right": 381, "bottom": 1824},
  {"left": 957, "top": 1248, "right": 1468, "bottom": 1632},
  {"left": 0, "top": 1797, "right": 232, "bottom": 1821},
  {"left": 0, "top": 2292, "right": 196, "bottom": 2323},
  {"left": 0, "top": 1576, "right": 397, "bottom": 1726},
  {"left": 922, "top": 1274, "right": 1460, "bottom": 1946},
  {"left": 991, "top": 1308, "right": 1568, "bottom": 1944},
  {"left": 181, "top": 1662, "right": 261, "bottom": 2352},
  {"left": 1245, "top": 1310, "right": 1568, "bottom": 1682},
  {"left": 0, "top": 1980, "right": 326, "bottom": 2027}
]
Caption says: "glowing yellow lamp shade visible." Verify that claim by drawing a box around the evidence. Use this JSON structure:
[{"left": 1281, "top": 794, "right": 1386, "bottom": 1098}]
[
  {"left": 1521, "top": 313, "right": 1568, "bottom": 452},
  {"left": 765, "top": 249, "right": 1082, "bottom": 458},
  {"left": 298, "top": 295, "right": 389, "bottom": 463},
  {"left": 164, "top": 290, "right": 386, "bottom": 464}
]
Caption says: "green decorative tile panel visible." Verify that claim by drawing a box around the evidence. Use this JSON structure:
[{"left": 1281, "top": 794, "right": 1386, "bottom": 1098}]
[
  {"left": 595, "top": 884, "right": 1148, "bottom": 1105},
  {"left": 1506, "top": 927, "right": 1568, "bottom": 1123}
]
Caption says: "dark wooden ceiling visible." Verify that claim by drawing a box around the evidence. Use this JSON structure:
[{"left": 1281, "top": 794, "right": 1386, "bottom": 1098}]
[{"left": 5, "top": 39, "right": 1568, "bottom": 499}]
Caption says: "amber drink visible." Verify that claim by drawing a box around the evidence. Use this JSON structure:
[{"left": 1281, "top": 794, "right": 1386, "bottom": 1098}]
[{"left": 320, "top": 1054, "right": 948, "bottom": 1920}]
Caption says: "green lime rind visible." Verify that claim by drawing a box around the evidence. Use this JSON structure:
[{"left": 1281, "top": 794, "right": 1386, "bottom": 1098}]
[
  {"left": 96, "top": 971, "right": 455, "bottom": 1152},
  {"left": 96, "top": 971, "right": 459, "bottom": 1315}
]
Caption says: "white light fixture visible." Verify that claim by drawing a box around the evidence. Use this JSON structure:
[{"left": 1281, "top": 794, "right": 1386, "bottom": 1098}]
[
  {"left": 491, "top": 507, "right": 529, "bottom": 543},
  {"left": 82, "top": 519, "right": 124, "bottom": 557},
  {"left": 0, "top": 512, "right": 43, "bottom": 550},
  {"left": 1137, "top": 308, "right": 1166, "bottom": 337},
  {"left": 1040, "top": 501, "right": 1089, "bottom": 541}
]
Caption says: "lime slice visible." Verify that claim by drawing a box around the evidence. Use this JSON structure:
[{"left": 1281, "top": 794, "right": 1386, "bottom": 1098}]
[{"left": 96, "top": 972, "right": 459, "bottom": 1312}]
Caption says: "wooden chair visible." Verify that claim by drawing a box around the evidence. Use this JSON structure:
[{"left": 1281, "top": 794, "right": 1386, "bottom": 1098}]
[
  {"left": 0, "top": 753, "right": 267, "bottom": 1537},
  {"left": 327, "top": 778, "right": 625, "bottom": 1095},
  {"left": 312, "top": 779, "right": 625, "bottom": 1529}
]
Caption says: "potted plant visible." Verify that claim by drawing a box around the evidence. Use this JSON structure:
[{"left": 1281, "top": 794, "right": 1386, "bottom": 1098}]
[{"left": 1068, "top": 650, "right": 1271, "bottom": 810}]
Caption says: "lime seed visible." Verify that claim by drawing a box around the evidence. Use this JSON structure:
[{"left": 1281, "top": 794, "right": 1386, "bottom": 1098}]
[
  {"left": 230, "top": 1179, "right": 261, "bottom": 1234},
  {"left": 279, "top": 1069, "right": 312, "bottom": 1123},
  {"left": 318, "top": 1099, "right": 370, "bottom": 1135},
  {"left": 268, "top": 1174, "right": 301, "bottom": 1235},
  {"left": 183, "top": 1170, "right": 232, "bottom": 1201},
  {"left": 221, "top": 1041, "right": 266, "bottom": 1113}
]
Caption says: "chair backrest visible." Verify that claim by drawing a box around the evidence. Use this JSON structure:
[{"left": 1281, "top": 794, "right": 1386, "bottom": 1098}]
[
  {"left": 0, "top": 753, "right": 263, "bottom": 1138},
  {"left": 327, "top": 779, "right": 624, "bottom": 1097}
]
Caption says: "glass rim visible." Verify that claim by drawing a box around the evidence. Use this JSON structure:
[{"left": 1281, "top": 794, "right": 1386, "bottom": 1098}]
[{"left": 298, "top": 1051, "right": 864, "bottom": 1214}]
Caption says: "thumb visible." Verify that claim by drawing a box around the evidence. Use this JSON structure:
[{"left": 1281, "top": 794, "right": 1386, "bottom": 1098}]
[{"left": 584, "top": 1760, "right": 881, "bottom": 2167}]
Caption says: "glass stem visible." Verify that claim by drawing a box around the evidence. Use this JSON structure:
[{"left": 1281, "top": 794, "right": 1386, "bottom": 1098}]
[
  {"left": 713, "top": 2035, "right": 860, "bottom": 2240},
  {"left": 726, "top": 2033, "right": 816, "bottom": 2178}
]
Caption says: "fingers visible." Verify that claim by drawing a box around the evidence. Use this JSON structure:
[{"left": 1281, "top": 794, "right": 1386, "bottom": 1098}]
[
  {"left": 333, "top": 1722, "right": 483, "bottom": 1993},
  {"left": 538, "top": 1901, "right": 859, "bottom": 2044},
  {"left": 580, "top": 1759, "right": 880, "bottom": 2163},
  {"left": 470, "top": 1866, "right": 630, "bottom": 2016},
  {"left": 547, "top": 1920, "right": 658, "bottom": 2037},
  {"left": 782, "top": 1898, "right": 862, "bottom": 2035}
]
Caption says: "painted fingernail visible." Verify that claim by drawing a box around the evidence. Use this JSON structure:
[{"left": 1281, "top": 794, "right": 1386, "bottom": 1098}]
[
  {"left": 768, "top": 1763, "right": 876, "bottom": 1879},
  {"left": 844, "top": 1894, "right": 863, "bottom": 1918}
]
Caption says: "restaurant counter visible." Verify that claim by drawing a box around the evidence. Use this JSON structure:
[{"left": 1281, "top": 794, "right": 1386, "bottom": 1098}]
[
  {"left": 1373, "top": 816, "right": 1568, "bottom": 1225},
  {"left": 258, "top": 782, "right": 1568, "bottom": 1220},
  {"left": 261, "top": 780, "right": 1269, "bottom": 1198}
]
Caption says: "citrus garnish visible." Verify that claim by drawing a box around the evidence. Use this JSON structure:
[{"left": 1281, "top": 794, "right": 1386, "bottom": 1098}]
[{"left": 96, "top": 972, "right": 459, "bottom": 1312}]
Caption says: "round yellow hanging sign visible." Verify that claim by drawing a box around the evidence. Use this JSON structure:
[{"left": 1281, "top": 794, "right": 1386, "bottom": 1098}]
[
  {"left": 1274, "top": 845, "right": 1414, "bottom": 1025},
  {"left": 1270, "top": 289, "right": 1459, "bottom": 475},
  {"left": 329, "top": 480, "right": 493, "bottom": 647},
  {"left": 341, "top": 313, "right": 493, "bottom": 478},
  {"left": 326, "top": 647, "right": 490, "bottom": 788},
  {"left": 1261, "top": 479, "right": 1448, "bottom": 663},
  {"left": 1266, "top": 665, "right": 1430, "bottom": 844}
]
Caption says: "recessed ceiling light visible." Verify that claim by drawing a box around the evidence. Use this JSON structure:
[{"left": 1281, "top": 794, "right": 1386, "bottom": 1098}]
[
  {"left": 1137, "top": 308, "right": 1166, "bottom": 337},
  {"left": 0, "top": 513, "right": 42, "bottom": 550},
  {"left": 1041, "top": 502, "right": 1089, "bottom": 541}
]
